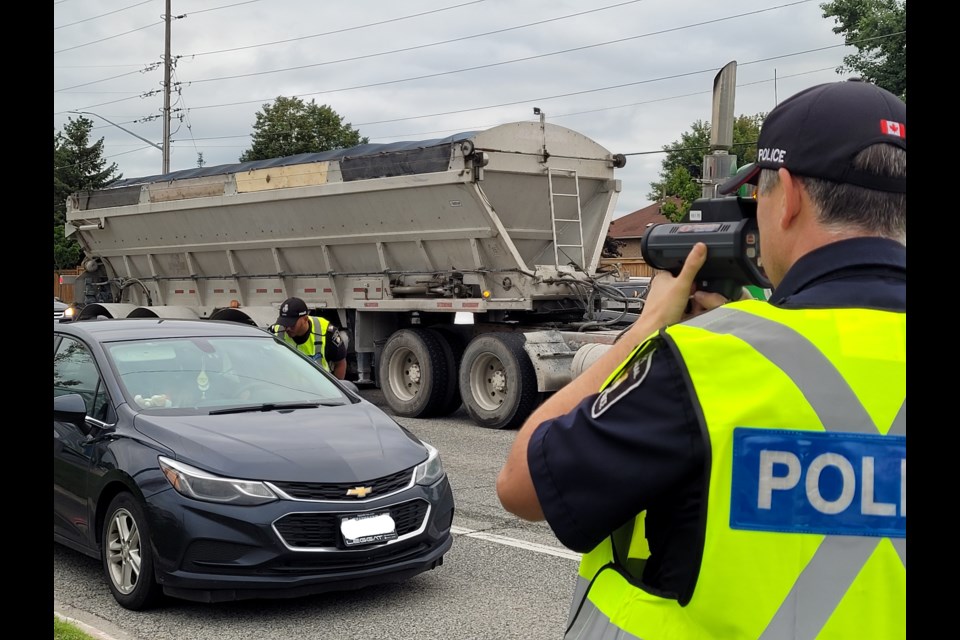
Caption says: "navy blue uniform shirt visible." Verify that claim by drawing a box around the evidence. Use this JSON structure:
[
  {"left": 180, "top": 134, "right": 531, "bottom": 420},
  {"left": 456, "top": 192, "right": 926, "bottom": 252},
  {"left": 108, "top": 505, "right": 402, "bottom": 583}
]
[{"left": 527, "top": 237, "right": 906, "bottom": 598}]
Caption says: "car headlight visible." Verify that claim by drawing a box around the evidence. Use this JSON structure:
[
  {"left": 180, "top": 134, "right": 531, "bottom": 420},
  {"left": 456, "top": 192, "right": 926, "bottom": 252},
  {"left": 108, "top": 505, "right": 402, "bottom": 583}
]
[
  {"left": 159, "top": 456, "right": 278, "bottom": 505},
  {"left": 414, "top": 442, "right": 445, "bottom": 486}
]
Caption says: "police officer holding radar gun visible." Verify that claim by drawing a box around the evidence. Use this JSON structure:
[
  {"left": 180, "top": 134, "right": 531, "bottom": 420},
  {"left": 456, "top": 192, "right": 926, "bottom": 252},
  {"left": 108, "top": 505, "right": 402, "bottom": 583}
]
[
  {"left": 270, "top": 296, "right": 348, "bottom": 379},
  {"left": 497, "top": 79, "right": 906, "bottom": 640}
]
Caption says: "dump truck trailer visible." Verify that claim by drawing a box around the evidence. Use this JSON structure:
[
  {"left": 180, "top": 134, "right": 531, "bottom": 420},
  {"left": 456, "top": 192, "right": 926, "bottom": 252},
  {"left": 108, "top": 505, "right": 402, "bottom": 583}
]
[{"left": 64, "top": 120, "right": 638, "bottom": 429}]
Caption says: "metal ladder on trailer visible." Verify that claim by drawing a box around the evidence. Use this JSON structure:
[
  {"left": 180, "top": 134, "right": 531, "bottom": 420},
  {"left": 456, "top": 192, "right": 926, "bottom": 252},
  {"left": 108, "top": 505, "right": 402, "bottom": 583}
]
[{"left": 547, "top": 168, "right": 585, "bottom": 269}]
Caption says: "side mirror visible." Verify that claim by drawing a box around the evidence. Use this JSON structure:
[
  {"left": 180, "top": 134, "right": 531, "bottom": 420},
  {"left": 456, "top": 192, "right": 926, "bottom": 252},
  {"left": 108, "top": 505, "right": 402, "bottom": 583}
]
[
  {"left": 54, "top": 393, "right": 92, "bottom": 435},
  {"left": 339, "top": 379, "right": 360, "bottom": 396}
]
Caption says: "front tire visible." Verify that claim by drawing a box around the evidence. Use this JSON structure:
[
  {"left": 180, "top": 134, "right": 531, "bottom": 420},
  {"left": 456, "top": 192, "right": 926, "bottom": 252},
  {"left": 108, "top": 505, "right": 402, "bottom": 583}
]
[
  {"left": 102, "top": 492, "right": 162, "bottom": 610},
  {"left": 459, "top": 333, "right": 540, "bottom": 429}
]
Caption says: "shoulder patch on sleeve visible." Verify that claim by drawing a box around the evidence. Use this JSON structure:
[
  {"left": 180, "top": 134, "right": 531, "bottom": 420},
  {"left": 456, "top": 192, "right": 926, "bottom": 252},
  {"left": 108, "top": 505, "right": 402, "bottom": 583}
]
[
  {"left": 591, "top": 349, "right": 655, "bottom": 419},
  {"left": 330, "top": 330, "right": 343, "bottom": 347}
]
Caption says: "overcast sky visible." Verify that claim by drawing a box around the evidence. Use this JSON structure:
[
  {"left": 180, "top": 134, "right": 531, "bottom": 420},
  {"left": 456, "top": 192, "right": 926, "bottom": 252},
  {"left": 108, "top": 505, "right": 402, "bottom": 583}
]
[{"left": 53, "top": 0, "right": 856, "bottom": 218}]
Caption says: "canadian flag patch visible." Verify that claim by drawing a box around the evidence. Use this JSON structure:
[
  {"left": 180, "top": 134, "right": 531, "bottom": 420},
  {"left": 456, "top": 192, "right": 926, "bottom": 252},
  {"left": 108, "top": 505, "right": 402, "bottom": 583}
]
[{"left": 881, "top": 120, "right": 905, "bottom": 138}]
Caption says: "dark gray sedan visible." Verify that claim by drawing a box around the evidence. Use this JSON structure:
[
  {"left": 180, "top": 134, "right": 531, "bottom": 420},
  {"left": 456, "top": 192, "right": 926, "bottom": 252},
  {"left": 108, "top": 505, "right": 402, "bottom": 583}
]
[{"left": 54, "top": 318, "right": 454, "bottom": 610}]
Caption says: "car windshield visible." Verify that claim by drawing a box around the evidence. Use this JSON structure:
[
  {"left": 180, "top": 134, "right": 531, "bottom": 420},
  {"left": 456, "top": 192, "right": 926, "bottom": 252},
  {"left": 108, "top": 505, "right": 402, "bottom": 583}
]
[{"left": 106, "top": 335, "right": 348, "bottom": 412}]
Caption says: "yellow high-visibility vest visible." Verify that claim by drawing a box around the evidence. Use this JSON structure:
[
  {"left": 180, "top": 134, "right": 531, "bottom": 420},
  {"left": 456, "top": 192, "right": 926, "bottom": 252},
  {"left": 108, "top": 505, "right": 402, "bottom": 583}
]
[
  {"left": 271, "top": 315, "right": 332, "bottom": 372},
  {"left": 565, "top": 300, "right": 906, "bottom": 640}
]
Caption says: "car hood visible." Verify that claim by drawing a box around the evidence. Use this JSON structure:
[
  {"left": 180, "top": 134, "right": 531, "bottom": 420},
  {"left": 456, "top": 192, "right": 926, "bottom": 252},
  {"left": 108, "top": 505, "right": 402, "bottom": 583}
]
[{"left": 133, "top": 401, "right": 427, "bottom": 483}]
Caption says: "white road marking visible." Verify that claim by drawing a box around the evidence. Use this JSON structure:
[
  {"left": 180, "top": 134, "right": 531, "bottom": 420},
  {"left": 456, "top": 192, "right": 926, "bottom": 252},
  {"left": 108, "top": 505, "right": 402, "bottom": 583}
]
[{"left": 451, "top": 525, "right": 581, "bottom": 561}]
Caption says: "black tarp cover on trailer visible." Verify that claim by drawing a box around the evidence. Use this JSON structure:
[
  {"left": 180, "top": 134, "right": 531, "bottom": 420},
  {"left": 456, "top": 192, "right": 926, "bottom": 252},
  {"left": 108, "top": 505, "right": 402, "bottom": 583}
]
[{"left": 105, "top": 131, "right": 479, "bottom": 189}]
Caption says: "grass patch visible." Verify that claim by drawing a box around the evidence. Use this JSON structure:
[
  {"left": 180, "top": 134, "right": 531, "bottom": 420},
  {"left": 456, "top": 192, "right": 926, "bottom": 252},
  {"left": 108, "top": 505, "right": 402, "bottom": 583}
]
[{"left": 54, "top": 615, "right": 99, "bottom": 640}]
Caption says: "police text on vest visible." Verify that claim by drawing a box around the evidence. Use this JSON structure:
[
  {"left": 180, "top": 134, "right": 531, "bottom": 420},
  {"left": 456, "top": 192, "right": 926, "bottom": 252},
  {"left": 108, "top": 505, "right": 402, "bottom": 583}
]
[{"left": 729, "top": 428, "right": 905, "bottom": 538}]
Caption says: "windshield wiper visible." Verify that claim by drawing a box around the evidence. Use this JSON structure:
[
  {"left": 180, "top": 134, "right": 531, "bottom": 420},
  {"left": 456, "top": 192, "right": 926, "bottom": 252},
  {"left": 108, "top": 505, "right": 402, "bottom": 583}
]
[{"left": 208, "top": 401, "right": 341, "bottom": 415}]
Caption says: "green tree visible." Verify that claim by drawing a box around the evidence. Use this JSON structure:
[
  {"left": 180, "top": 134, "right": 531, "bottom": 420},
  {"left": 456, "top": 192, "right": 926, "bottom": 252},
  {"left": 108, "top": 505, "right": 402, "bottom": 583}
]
[
  {"left": 53, "top": 116, "right": 121, "bottom": 270},
  {"left": 821, "top": 0, "right": 906, "bottom": 101},
  {"left": 656, "top": 167, "right": 704, "bottom": 221},
  {"left": 240, "top": 97, "right": 368, "bottom": 161},
  {"left": 648, "top": 114, "right": 763, "bottom": 221}
]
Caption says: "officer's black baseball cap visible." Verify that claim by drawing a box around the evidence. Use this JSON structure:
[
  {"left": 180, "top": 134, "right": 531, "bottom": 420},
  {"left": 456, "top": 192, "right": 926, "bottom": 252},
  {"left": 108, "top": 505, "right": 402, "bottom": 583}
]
[
  {"left": 276, "top": 296, "right": 308, "bottom": 328},
  {"left": 719, "top": 79, "right": 906, "bottom": 195}
]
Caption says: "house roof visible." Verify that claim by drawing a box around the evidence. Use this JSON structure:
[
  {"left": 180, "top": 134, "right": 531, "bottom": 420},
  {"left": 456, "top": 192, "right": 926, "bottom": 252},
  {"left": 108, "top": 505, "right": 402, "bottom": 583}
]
[{"left": 607, "top": 198, "right": 678, "bottom": 239}]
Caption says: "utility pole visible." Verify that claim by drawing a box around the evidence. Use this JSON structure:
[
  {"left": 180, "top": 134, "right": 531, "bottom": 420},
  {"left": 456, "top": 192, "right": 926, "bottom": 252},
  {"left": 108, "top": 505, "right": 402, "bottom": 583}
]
[
  {"left": 162, "top": 0, "right": 172, "bottom": 174},
  {"left": 72, "top": 4, "right": 171, "bottom": 174}
]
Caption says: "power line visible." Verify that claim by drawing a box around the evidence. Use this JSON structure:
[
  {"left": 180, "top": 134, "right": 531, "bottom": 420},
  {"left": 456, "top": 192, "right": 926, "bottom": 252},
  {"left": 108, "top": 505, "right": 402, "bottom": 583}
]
[
  {"left": 156, "top": 65, "right": 838, "bottom": 150},
  {"left": 53, "top": 0, "right": 271, "bottom": 33},
  {"left": 55, "top": 62, "right": 161, "bottom": 93},
  {"left": 54, "top": 0, "right": 154, "bottom": 31},
  {"left": 52, "top": 2, "right": 269, "bottom": 56},
  {"left": 178, "top": 0, "right": 272, "bottom": 17},
  {"left": 348, "top": 45, "right": 847, "bottom": 127},
  {"left": 51, "top": 0, "right": 489, "bottom": 78},
  {"left": 69, "top": 58, "right": 845, "bottom": 161},
  {"left": 54, "top": 52, "right": 853, "bottom": 156},
  {"left": 54, "top": 89, "right": 164, "bottom": 114},
  {"left": 77, "top": 63, "right": 835, "bottom": 150},
  {"left": 54, "top": 0, "right": 643, "bottom": 110},
  {"left": 183, "top": 1, "right": 805, "bottom": 85},
  {"left": 54, "top": 1, "right": 881, "bottom": 181},
  {"left": 68, "top": 0, "right": 789, "bottom": 91},
  {"left": 53, "top": 0, "right": 821, "bottom": 112},
  {"left": 185, "top": 0, "right": 491, "bottom": 57},
  {"left": 168, "top": 3, "right": 834, "bottom": 117},
  {"left": 54, "top": 20, "right": 165, "bottom": 55}
]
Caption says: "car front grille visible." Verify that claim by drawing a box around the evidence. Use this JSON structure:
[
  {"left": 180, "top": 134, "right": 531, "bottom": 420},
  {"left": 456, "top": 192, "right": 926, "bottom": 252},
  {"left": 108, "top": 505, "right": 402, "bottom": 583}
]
[
  {"left": 271, "top": 467, "right": 415, "bottom": 501},
  {"left": 274, "top": 499, "right": 429, "bottom": 549}
]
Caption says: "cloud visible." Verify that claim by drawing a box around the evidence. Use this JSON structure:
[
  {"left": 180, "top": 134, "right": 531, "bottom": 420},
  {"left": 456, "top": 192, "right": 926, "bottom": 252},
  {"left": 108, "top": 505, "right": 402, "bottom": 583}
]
[{"left": 54, "top": 0, "right": 856, "bottom": 218}]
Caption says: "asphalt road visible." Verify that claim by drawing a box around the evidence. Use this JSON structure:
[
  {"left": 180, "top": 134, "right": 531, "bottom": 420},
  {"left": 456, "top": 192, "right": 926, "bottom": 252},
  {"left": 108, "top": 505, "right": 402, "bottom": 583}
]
[{"left": 54, "top": 387, "right": 582, "bottom": 640}]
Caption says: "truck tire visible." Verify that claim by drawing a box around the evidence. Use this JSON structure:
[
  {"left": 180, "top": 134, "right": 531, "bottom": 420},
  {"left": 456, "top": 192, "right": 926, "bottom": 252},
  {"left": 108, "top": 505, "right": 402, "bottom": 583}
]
[
  {"left": 430, "top": 326, "right": 466, "bottom": 417},
  {"left": 459, "top": 333, "right": 539, "bottom": 429},
  {"left": 379, "top": 328, "right": 454, "bottom": 418}
]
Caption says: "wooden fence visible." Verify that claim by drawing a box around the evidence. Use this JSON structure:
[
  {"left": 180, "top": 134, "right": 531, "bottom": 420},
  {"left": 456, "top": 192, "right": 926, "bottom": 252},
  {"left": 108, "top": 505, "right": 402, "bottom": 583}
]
[
  {"left": 54, "top": 268, "right": 83, "bottom": 303},
  {"left": 599, "top": 258, "right": 657, "bottom": 279}
]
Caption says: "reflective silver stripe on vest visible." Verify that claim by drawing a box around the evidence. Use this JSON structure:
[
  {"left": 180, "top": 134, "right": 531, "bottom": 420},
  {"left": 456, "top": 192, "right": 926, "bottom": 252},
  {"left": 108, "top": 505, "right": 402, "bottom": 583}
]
[
  {"left": 311, "top": 317, "right": 328, "bottom": 368},
  {"left": 887, "top": 400, "right": 907, "bottom": 569},
  {"left": 566, "top": 581, "right": 644, "bottom": 640},
  {"left": 889, "top": 399, "right": 906, "bottom": 437},
  {"left": 684, "top": 308, "right": 878, "bottom": 433},
  {"left": 685, "top": 307, "right": 905, "bottom": 640},
  {"left": 565, "top": 577, "right": 590, "bottom": 632}
]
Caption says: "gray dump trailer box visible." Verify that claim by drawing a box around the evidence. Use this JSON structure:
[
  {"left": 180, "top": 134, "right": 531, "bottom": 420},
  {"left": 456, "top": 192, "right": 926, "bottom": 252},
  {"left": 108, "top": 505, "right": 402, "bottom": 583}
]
[{"left": 65, "top": 120, "right": 633, "bottom": 429}]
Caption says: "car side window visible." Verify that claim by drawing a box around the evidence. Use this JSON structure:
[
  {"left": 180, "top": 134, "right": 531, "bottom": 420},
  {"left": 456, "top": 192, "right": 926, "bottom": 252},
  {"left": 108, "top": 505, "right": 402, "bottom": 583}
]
[{"left": 54, "top": 336, "right": 116, "bottom": 424}]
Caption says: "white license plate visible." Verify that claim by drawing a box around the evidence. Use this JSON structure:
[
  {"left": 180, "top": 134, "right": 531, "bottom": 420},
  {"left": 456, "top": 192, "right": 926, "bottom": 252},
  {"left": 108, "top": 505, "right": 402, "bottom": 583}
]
[{"left": 340, "top": 512, "right": 398, "bottom": 546}]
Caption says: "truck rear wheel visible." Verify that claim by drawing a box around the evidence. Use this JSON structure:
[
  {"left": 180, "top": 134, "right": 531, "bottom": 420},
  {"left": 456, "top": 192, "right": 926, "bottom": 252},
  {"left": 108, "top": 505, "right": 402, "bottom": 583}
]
[
  {"left": 431, "top": 326, "right": 466, "bottom": 417},
  {"left": 379, "top": 328, "right": 454, "bottom": 418},
  {"left": 459, "top": 333, "right": 539, "bottom": 429}
]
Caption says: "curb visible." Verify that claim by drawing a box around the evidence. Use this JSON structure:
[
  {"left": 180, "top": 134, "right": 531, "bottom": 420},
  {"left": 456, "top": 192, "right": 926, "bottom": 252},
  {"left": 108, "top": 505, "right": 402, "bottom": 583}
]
[{"left": 54, "top": 610, "right": 124, "bottom": 640}]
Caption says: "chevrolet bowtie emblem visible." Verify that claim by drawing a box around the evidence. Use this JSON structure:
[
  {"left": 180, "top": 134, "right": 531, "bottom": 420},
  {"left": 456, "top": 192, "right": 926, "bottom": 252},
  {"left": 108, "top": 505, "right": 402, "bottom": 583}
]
[{"left": 346, "top": 486, "right": 373, "bottom": 498}]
